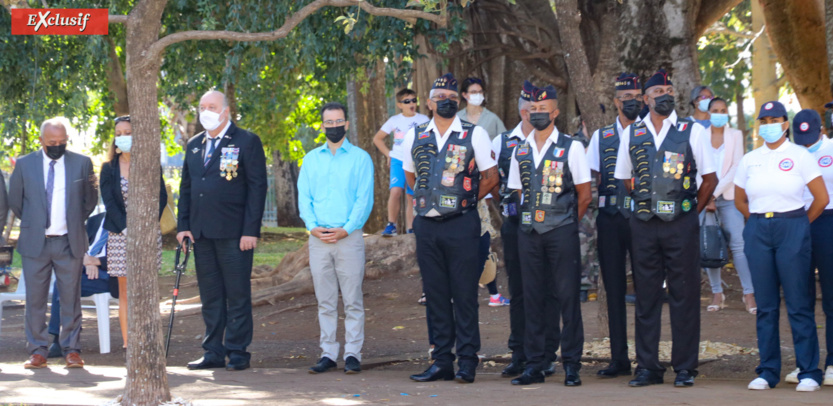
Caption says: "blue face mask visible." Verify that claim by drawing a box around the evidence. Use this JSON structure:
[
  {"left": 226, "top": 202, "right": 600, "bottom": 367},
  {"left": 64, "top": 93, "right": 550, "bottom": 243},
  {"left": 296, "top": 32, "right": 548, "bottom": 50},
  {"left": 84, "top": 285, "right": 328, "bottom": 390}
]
[
  {"left": 697, "top": 98, "right": 711, "bottom": 113},
  {"left": 115, "top": 135, "right": 132, "bottom": 153},
  {"left": 710, "top": 113, "right": 729, "bottom": 128},
  {"left": 807, "top": 137, "right": 823, "bottom": 153},
  {"left": 759, "top": 123, "right": 786, "bottom": 143}
]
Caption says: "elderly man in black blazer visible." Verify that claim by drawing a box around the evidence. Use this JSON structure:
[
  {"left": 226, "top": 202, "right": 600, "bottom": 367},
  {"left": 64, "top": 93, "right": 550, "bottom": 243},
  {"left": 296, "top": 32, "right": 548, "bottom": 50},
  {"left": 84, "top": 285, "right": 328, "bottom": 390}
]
[
  {"left": 178, "top": 90, "right": 268, "bottom": 371},
  {"left": 9, "top": 117, "right": 98, "bottom": 369}
]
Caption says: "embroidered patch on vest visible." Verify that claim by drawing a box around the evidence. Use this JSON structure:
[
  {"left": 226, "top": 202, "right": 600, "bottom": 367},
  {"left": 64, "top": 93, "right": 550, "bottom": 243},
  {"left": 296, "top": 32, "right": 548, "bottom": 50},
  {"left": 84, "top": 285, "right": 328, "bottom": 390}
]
[
  {"left": 507, "top": 140, "right": 518, "bottom": 148},
  {"left": 603, "top": 128, "right": 615, "bottom": 138},
  {"left": 458, "top": 130, "right": 468, "bottom": 140},
  {"left": 535, "top": 210, "right": 545, "bottom": 222},
  {"left": 553, "top": 148, "right": 565, "bottom": 158},
  {"left": 682, "top": 199, "right": 692, "bottom": 212},
  {"left": 677, "top": 122, "right": 689, "bottom": 132},
  {"left": 463, "top": 177, "right": 472, "bottom": 191},
  {"left": 517, "top": 147, "right": 529, "bottom": 156},
  {"left": 522, "top": 212, "right": 532, "bottom": 224},
  {"left": 418, "top": 132, "right": 429, "bottom": 139},
  {"left": 683, "top": 177, "right": 690, "bottom": 189},
  {"left": 657, "top": 200, "right": 675, "bottom": 214},
  {"left": 635, "top": 127, "right": 647, "bottom": 137},
  {"left": 440, "top": 195, "right": 457, "bottom": 208}
]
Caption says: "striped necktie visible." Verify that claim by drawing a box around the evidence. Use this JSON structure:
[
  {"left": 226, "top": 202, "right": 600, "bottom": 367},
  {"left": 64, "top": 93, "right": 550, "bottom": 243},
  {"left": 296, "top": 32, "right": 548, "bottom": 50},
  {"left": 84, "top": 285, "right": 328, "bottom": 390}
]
[{"left": 204, "top": 138, "right": 217, "bottom": 167}]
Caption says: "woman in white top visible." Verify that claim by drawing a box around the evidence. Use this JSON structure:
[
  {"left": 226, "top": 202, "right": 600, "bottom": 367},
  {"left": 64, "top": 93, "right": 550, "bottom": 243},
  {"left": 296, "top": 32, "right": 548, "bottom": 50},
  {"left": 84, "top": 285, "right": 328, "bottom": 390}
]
[
  {"left": 735, "top": 101, "right": 828, "bottom": 392},
  {"left": 700, "top": 98, "right": 755, "bottom": 314},
  {"left": 790, "top": 109, "right": 833, "bottom": 386}
]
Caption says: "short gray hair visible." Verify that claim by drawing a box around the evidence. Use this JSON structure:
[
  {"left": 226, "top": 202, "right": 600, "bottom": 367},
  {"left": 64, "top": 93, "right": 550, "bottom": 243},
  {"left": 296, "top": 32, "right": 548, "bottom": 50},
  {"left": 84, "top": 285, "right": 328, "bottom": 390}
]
[
  {"left": 39, "top": 117, "right": 70, "bottom": 138},
  {"left": 690, "top": 85, "right": 713, "bottom": 105},
  {"left": 202, "top": 90, "right": 229, "bottom": 108}
]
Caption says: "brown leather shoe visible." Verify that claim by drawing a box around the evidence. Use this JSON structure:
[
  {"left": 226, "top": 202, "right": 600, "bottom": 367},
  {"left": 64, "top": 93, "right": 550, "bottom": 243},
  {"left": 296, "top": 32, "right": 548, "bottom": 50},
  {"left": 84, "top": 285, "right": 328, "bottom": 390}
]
[
  {"left": 65, "top": 352, "right": 84, "bottom": 368},
  {"left": 24, "top": 354, "right": 47, "bottom": 369}
]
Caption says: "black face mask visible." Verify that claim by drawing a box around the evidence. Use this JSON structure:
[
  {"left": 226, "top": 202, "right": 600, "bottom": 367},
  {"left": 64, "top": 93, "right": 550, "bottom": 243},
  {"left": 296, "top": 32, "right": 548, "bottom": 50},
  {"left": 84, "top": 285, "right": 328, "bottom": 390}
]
[
  {"left": 325, "top": 126, "right": 346, "bottom": 143},
  {"left": 529, "top": 112, "right": 553, "bottom": 131},
  {"left": 621, "top": 99, "right": 642, "bottom": 121},
  {"left": 45, "top": 143, "right": 67, "bottom": 160},
  {"left": 434, "top": 99, "right": 458, "bottom": 119},
  {"left": 652, "top": 94, "right": 675, "bottom": 117}
]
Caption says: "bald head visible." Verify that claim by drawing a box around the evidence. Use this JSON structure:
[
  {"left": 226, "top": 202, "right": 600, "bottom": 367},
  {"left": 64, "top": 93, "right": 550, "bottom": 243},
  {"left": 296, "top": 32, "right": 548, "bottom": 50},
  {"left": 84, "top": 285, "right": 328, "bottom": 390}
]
[
  {"left": 199, "top": 90, "right": 230, "bottom": 133},
  {"left": 200, "top": 90, "right": 228, "bottom": 109}
]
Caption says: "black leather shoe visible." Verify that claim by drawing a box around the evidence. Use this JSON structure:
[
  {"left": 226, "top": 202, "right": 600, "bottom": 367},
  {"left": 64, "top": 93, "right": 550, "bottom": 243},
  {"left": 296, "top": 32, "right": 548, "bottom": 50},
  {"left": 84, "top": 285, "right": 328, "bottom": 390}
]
[
  {"left": 501, "top": 361, "right": 525, "bottom": 378},
  {"left": 226, "top": 359, "right": 250, "bottom": 371},
  {"left": 597, "top": 362, "right": 632, "bottom": 378},
  {"left": 410, "top": 364, "right": 455, "bottom": 382},
  {"left": 628, "top": 369, "right": 664, "bottom": 387},
  {"left": 455, "top": 362, "right": 477, "bottom": 383},
  {"left": 674, "top": 369, "right": 696, "bottom": 387},
  {"left": 187, "top": 357, "right": 226, "bottom": 370},
  {"left": 511, "top": 368, "right": 545, "bottom": 385},
  {"left": 564, "top": 364, "right": 582, "bottom": 387},
  {"left": 47, "top": 335, "right": 62, "bottom": 359},
  {"left": 309, "top": 357, "right": 337, "bottom": 374},
  {"left": 543, "top": 361, "right": 556, "bottom": 377},
  {"left": 344, "top": 356, "right": 361, "bottom": 374}
]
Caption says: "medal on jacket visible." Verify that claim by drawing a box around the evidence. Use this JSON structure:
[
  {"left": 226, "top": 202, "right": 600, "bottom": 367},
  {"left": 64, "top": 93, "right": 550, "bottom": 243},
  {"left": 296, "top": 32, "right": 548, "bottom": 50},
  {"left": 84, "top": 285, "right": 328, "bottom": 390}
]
[{"left": 220, "top": 147, "right": 240, "bottom": 181}]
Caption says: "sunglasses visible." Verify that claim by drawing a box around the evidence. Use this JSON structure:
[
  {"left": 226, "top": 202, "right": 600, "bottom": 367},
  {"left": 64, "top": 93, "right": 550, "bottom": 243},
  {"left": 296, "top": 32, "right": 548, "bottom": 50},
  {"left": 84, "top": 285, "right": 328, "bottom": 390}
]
[{"left": 400, "top": 98, "right": 418, "bottom": 104}]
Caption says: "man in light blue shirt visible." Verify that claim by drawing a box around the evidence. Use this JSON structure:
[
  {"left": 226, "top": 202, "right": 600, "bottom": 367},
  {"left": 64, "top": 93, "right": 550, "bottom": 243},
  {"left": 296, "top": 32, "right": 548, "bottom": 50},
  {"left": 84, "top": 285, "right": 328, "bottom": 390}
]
[{"left": 297, "top": 102, "right": 374, "bottom": 375}]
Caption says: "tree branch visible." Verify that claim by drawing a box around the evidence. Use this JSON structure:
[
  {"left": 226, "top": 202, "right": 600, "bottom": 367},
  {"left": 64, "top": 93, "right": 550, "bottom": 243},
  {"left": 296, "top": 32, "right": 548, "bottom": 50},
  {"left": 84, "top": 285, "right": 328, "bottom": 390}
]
[
  {"left": 694, "top": 0, "right": 744, "bottom": 38},
  {"left": 705, "top": 25, "right": 754, "bottom": 39},
  {"left": 109, "top": 15, "right": 129, "bottom": 24},
  {"left": 146, "top": 0, "right": 445, "bottom": 61}
]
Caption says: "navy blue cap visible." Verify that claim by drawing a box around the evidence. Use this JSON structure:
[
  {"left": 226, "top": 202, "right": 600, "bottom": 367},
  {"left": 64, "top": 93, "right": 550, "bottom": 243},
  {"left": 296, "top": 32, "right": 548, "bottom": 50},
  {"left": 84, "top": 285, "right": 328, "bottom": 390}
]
[
  {"left": 520, "top": 80, "right": 534, "bottom": 101},
  {"left": 643, "top": 69, "right": 672, "bottom": 91},
  {"left": 792, "top": 109, "right": 822, "bottom": 145},
  {"left": 432, "top": 73, "right": 458, "bottom": 92},
  {"left": 615, "top": 72, "right": 640, "bottom": 91},
  {"left": 825, "top": 101, "right": 833, "bottom": 109},
  {"left": 756, "top": 101, "right": 788, "bottom": 120}
]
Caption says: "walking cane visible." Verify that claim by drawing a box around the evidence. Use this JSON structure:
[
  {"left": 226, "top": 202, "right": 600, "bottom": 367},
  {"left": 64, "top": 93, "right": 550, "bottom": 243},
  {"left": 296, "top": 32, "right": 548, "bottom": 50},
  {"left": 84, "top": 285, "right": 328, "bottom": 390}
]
[{"left": 165, "top": 237, "right": 191, "bottom": 358}]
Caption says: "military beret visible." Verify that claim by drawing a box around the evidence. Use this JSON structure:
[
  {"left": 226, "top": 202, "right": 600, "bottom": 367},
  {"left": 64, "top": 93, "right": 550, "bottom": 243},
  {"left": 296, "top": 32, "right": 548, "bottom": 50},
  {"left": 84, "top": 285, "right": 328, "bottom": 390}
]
[
  {"left": 644, "top": 69, "right": 673, "bottom": 91},
  {"left": 615, "top": 72, "right": 640, "bottom": 91}
]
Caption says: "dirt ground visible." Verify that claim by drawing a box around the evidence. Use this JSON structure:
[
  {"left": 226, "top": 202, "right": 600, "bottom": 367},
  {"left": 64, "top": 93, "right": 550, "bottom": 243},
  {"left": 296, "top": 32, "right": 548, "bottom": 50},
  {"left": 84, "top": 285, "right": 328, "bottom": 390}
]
[{"left": 0, "top": 261, "right": 826, "bottom": 385}]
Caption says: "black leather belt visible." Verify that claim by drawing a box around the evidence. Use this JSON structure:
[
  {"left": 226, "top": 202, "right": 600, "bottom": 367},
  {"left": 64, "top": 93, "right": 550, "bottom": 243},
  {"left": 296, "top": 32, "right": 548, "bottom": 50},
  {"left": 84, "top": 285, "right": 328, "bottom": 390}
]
[
  {"left": 421, "top": 209, "right": 471, "bottom": 222},
  {"left": 751, "top": 208, "right": 806, "bottom": 219},
  {"left": 45, "top": 234, "right": 67, "bottom": 238}
]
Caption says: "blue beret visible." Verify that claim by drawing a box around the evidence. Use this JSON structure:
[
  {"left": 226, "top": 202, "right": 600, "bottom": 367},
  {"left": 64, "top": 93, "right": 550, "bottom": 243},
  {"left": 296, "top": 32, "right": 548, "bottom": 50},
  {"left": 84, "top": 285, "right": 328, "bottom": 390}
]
[{"left": 792, "top": 109, "right": 822, "bottom": 145}]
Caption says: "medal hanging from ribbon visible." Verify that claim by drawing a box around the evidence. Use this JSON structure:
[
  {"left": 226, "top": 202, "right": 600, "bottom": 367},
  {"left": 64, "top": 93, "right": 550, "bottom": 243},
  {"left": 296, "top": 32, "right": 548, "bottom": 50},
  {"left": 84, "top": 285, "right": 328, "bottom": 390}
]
[
  {"left": 220, "top": 147, "right": 240, "bottom": 181},
  {"left": 441, "top": 144, "right": 467, "bottom": 187}
]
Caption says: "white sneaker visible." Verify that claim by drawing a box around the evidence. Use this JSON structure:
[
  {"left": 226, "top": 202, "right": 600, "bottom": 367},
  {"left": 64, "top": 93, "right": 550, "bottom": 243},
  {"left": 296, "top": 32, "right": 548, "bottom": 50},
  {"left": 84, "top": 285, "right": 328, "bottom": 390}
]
[
  {"left": 786, "top": 368, "right": 800, "bottom": 383},
  {"left": 796, "top": 378, "right": 821, "bottom": 392},
  {"left": 748, "top": 377, "right": 770, "bottom": 390},
  {"left": 824, "top": 366, "right": 833, "bottom": 386}
]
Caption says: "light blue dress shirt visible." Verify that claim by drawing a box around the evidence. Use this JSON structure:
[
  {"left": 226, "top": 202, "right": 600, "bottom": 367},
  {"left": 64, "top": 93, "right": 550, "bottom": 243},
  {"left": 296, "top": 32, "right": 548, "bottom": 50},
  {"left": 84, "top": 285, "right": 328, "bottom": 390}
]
[{"left": 297, "top": 138, "right": 375, "bottom": 235}]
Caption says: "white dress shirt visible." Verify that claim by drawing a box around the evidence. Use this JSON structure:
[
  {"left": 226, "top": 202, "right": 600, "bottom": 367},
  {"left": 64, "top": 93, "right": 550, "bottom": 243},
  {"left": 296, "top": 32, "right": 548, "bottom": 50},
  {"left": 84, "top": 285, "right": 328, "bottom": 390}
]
[
  {"left": 491, "top": 122, "right": 530, "bottom": 157},
  {"left": 614, "top": 110, "right": 716, "bottom": 180},
  {"left": 203, "top": 120, "right": 231, "bottom": 159},
  {"left": 507, "top": 128, "right": 592, "bottom": 191},
  {"left": 586, "top": 116, "right": 627, "bottom": 172},
  {"left": 43, "top": 153, "right": 67, "bottom": 236},
  {"left": 734, "top": 141, "right": 821, "bottom": 213}
]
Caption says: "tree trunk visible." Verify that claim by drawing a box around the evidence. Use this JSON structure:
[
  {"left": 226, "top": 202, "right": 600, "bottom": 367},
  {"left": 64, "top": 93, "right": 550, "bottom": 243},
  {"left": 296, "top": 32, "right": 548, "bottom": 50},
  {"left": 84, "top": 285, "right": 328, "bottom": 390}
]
[
  {"left": 106, "top": 36, "right": 130, "bottom": 117},
  {"left": 412, "top": 34, "right": 443, "bottom": 117},
  {"left": 760, "top": 0, "right": 830, "bottom": 114},
  {"left": 124, "top": 0, "right": 171, "bottom": 404},
  {"left": 354, "top": 60, "right": 390, "bottom": 233},
  {"left": 272, "top": 149, "right": 304, "bottom": 227},
  {"left": 346, "top": 79, "right": 360, "bottom": 145},
  {"left": 825, "top": 0, "right": 833, "bottom": 97},
  {"left": 751, "top": 0, "right": 779, "bottom": 148}
]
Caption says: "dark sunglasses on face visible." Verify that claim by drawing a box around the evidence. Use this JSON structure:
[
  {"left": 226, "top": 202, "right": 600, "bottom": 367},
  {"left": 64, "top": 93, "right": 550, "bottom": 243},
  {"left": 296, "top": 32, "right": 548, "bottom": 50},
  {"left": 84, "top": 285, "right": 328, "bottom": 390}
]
[{"left": 400, "top": 98, "right": 418, "bottom": 104}]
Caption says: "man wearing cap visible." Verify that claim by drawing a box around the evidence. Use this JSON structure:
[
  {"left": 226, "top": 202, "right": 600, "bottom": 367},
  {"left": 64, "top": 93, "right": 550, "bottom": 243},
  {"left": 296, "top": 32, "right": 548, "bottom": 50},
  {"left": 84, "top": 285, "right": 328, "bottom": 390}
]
[
  {"left": 585, "top": 73, "right": 642, "bottom": 378},
  {"left": 614, "top": 69, "right": 718, "bottom": 387},
  {"left": 507, "top": 83, "right": 592, "bottom": 386},
  {"left": 491, "top": 81, "right": 561, "bottom": 379},
  {"left": 402, "top": 73, "right": 499, "bottom": 384}
]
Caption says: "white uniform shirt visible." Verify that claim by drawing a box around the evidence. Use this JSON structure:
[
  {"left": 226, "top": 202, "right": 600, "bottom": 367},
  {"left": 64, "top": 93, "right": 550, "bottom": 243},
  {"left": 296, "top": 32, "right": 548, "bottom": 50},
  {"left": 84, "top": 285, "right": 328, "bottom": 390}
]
[
  {"left": 401, "top": 116, "right": 496, "bottom": 217},
  {"left": 491, "top": 122, "right": 530, "bottom": 158},
  {"left": 804, "top": 137, "right": 833, "bottom": 210},
  {"left": 734, "top": 141, "right": 821, "bottom": 214},
  {"left": 379, "top": 113, "right": 430, "bottom": 161},
  {"left": 43, "top": 153, "right": 68, "bottom": 236},
  {"left": 614, "top": 110, "right": 716, "bottom": 180},
  {"left": 586, "top": 117, "right": 627, "bottom": 172},
  {"left": 507, "top": 129, "right": 591, "bottom": 192}
]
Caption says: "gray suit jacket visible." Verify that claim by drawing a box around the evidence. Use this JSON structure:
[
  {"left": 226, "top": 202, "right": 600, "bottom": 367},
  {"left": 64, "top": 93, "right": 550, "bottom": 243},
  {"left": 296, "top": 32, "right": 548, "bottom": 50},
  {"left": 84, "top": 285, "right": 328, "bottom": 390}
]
[{"left": 9, "top": 150, "right": 98, "bottom": 258}]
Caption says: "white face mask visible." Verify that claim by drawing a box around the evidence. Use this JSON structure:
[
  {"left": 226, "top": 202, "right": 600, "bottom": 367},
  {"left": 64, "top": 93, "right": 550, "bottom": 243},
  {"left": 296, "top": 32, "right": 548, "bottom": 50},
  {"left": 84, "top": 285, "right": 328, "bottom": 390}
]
[
  {"left": 467, "top": 93, "right": 485, "bottom": 106},
  {"left": 200, "top": 107, "right": 226, "bottom": 131}
]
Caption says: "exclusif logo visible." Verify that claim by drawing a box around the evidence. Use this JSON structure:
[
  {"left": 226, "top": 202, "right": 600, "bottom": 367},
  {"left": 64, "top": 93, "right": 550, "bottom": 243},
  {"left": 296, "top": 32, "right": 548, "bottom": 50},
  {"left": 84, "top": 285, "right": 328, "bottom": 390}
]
[{"left": 11, "top": 9, "right": 109, "bottom": 35}]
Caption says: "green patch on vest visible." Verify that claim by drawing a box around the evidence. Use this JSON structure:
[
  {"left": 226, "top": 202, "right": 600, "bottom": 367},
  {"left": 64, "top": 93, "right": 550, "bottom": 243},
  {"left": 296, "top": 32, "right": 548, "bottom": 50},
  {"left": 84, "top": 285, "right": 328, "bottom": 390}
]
[
  {"left": 521, "top": 212, "right": 532, "bottom": 224},
  {"left": 657, "top": 200, "right": 675, "bottom": 214},
  {"left": 682, "top": 199, "right": 692, "bottom": 212},
  {"left": 439, "top": 195, "right": 457, "bottom": 208}
]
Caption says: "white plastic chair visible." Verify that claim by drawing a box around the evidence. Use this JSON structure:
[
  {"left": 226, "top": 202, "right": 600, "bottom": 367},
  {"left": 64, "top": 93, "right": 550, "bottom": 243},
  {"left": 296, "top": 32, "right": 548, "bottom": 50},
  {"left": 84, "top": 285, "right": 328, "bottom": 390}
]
[{"left": 0, "top": 271, "right": 54, "bottom": 333}]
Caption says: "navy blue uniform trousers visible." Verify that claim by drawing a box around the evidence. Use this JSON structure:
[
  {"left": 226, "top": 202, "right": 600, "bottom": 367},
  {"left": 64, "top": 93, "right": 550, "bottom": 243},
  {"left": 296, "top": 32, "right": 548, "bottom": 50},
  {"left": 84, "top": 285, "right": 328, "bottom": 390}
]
[
  {"left": 811, "top": 210, "right": 833, "bottom": 368},
  {"left": 414, "top": 210, "right": 481, "bottom": 368},
  {"left": 745, "top": 213, "right": 822, "bottom": 386},
  {"left": 596, "top": 210, "right": 633, "bottom": 368}
]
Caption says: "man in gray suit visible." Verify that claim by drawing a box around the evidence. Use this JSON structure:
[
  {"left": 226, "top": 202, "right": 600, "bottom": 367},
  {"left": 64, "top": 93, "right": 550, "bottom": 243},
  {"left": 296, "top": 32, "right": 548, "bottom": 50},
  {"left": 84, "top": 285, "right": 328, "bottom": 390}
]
[{"left": 9, "top": 117, "right": 98, "bottom": 369}]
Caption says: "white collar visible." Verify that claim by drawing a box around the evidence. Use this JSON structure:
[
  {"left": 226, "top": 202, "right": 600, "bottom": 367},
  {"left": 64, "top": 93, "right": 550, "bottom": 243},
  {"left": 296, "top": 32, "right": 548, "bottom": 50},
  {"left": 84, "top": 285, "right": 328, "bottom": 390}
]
[
  {"left": 760, "top": 139, "right": 792, "bottom": 155},
  {"left": 529, "top": 127, "right": 561, "bottom": 147},
  {"left": 508, "top": 122, "right": 530, "bottom": 140},
  {"left": 425, "top": 116, "right": 464, "bottom": 136},
  {"left": 644, "top": 110, "right": 679, "bottom": 132}
]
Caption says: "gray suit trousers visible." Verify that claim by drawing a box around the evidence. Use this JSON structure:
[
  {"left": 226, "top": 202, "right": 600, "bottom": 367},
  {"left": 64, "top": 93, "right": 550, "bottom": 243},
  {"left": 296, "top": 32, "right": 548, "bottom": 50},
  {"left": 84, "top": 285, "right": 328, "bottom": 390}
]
[{"left": 23, "top": 235, "right": 83, "bottom": 356}]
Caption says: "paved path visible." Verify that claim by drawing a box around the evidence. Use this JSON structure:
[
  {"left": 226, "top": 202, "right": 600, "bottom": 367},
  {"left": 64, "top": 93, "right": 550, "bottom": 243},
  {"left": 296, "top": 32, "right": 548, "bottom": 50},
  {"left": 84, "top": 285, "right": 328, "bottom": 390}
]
[{"left": 0, "top": 364, "right": 830, "bottom": 405}]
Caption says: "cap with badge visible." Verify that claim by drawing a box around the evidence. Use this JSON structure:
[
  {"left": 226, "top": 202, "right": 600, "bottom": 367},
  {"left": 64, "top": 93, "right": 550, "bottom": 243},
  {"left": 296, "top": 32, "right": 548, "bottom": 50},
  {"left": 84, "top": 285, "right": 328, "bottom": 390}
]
[
  {"left": 643, "top": 69, "right": 673, "bottom": 91},
  {"left": 792, "top": 109, "right": 822, "bottom": 145},
  {"left": 530, "top": 84, "right": 558, "bottom": 102},
  {"left": 432, "top": 73, "right": 458, "bottom": 92},
  {"left": 521, "top": 80, "right": 535, "bottom": 101},
  {"left": 615, "top": 72, "right": 640, "bottom": 91},
  {"left": 756, "top": 100, "right": 788, "bottom": 120}
]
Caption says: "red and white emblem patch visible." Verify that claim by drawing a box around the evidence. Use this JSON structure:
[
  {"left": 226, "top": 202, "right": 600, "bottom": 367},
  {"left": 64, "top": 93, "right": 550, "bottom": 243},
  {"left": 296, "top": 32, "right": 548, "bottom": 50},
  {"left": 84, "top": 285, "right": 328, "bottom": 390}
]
[
  {"left": 800, "top": 122, "right": 809, "bottom": 131},
  {"left": 779, "top": 158, "right": 794, "bottom": 171},
  {"left": 764, "top": 102, "right": 773, "bottom": 110}
]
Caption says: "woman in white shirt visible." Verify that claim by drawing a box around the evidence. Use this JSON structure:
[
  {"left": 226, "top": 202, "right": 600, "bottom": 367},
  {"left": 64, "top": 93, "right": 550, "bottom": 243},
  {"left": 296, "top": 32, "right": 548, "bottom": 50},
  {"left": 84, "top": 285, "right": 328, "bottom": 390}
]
[
  {"left": 735, "top": 101, "right": 828, "bottom": 392},
  {"left": 700, "top": 98, "right": 755, "bottom": 314}
]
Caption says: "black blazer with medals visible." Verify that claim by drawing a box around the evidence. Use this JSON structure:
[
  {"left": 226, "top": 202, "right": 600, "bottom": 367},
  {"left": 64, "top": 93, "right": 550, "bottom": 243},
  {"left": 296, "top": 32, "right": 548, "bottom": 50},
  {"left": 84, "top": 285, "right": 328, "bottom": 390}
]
[{"left": 177, "top": 122, "right": 268, "bottom": 240}]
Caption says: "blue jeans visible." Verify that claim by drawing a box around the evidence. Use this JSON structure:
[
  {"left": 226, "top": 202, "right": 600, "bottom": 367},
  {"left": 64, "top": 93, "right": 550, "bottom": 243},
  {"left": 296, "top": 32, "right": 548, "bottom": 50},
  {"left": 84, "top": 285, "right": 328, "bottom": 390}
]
[
  {"left": 744, "top": 214, "right": 821, "bottom": 387},
  {"left": 702, "top": 197, "right": 754, "bottom": 295},
  {"left": 810, "top": 210, "right": 833, "bottom": 368}
]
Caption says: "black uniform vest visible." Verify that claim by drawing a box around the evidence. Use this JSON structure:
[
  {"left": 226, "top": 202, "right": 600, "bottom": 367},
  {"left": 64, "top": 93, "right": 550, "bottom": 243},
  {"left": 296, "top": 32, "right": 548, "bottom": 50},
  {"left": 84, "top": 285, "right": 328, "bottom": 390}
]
[
  {"left": 411, "top": 120, "right": 480, "bottom": 219},
  {"left": 597, "top": 124, "right": 631, "bottom": 218},
  {"left": 497, "top": 131, "right": 523, "bottom": 218},
  {"left": 517, "top": 134, "right": 576, "bottom": 234},
  {"left": 628, "top": 119, "right": 698, "bottom": 221}
]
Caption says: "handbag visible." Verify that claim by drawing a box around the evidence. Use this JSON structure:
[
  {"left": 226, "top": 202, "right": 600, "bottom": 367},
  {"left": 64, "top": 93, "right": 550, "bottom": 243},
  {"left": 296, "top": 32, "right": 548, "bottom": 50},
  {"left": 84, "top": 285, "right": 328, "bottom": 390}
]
[
  {"left": 159, "top": 182, "right": 177, "bottom": 235},
  {"left": 700, "top": 211, "right": 730, "bottom": 268}
]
